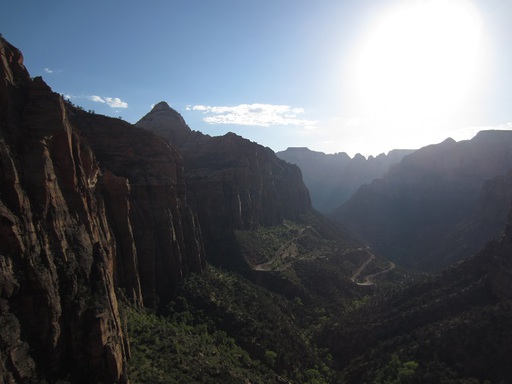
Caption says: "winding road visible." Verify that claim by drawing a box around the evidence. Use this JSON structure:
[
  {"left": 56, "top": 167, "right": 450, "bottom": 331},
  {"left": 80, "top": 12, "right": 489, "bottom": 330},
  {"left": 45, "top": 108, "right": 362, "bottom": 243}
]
[
  {"left": 253, "top": 227, "right": 308, "bottom": 271},
  {"left": 350, "top": 253, "right": 375, "bottom": 282},
  {"left": 351, "top": 252, "right": 396, "bottom": 286},
  {"left": 356, "top": 261, "right": 396, "bottom": 286}
]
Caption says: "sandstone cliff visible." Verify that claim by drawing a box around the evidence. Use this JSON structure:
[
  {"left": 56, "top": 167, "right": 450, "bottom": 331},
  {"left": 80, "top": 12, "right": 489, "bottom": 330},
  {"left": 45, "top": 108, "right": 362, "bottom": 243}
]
[
  {"left": 0, "top": 36, "right": 204, "bottom": 383},
  {"left": 69, "top": 109, "right": 205, "bottom": 306},
  {"left": 137, "top": 103, "right": 312, "bottom": 268},
  {"left": 0, "top": 36, "right": 127, "bottom": 383}
]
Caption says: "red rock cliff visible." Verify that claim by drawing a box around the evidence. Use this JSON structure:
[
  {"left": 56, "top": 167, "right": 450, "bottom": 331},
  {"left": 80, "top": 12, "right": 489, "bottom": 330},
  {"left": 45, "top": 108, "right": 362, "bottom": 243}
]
[
  {"left": 70, "top": 109, "right": 205, "bottom": 306},
  {"left": 0, "top": 36, "right": 205, "bottom": 382}
]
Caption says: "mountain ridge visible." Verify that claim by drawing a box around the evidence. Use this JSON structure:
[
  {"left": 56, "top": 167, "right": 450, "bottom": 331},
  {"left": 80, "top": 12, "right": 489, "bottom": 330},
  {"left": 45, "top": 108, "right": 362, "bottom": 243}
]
[
  {"left": 277, "top": 146, "right": 414, "bottom": 213},
  {"left": 331, "top": 130, "right": 512, "bottom": 270}
]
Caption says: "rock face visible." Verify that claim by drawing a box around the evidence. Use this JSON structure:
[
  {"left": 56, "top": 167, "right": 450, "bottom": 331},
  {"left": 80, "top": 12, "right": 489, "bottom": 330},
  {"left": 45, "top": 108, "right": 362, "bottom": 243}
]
[
  {"left": 137, "top": 103, "right": 312, "bottom": 268},
  {"left": 419, "top": 170, "right": 512, "bottom": 269},
  {"left": 276, "top": 147, "right": 413, "bottom": 213},
  {"left": 331, "top": 134, "right": 512, "bottom": 270},
  {"left": 0, "top": 36, "right": 204, "bottom": 382},
  {"left": 70, "top": 109, "right": 205, "bottom": 307}
]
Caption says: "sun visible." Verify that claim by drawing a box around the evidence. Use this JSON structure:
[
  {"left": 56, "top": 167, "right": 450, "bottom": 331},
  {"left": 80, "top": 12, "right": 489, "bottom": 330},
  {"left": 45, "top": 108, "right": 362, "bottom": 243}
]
[{"left": 348, "top": 0, "right": 483, "bottom": 128}]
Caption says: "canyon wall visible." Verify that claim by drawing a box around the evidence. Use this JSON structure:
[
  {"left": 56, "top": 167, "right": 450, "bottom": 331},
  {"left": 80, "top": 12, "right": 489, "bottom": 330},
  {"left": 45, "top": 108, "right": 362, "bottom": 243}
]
[
  {"left": 137, "top": 103, "right": 312, "bottom": 268},
  {"left": 0, "top": 36, "right": 204, "bottom": 383}
]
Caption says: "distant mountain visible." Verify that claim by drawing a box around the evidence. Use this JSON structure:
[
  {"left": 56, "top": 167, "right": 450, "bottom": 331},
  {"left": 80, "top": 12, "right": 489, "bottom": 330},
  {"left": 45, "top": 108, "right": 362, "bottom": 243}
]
[
  {"left": 276, "top": 147, "right": 413, "bottom": 213},
  {"left": 137, "top": 102, "right": 312, "bottom": 269},
  {"left": 331, "top": 132, "right": 512, "bottom": 270}
]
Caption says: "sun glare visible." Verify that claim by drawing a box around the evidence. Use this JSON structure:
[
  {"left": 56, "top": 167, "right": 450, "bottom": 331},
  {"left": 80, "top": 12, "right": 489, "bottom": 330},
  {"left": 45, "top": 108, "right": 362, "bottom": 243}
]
[{"left": 350, "top": 0, "right": 483, "bottom": 127}]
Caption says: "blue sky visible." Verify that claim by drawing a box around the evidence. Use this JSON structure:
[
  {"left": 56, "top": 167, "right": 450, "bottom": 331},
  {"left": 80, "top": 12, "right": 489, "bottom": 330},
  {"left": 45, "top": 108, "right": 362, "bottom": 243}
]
[{"left": 2, "top": 0, "right": 512, "bottom": 156}]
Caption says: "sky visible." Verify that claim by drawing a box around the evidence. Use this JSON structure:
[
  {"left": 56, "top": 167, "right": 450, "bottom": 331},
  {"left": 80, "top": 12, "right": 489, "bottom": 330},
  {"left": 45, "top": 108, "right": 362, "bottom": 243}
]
[{"left": 1, "top": 0, "right": 512, "bottom": 157}]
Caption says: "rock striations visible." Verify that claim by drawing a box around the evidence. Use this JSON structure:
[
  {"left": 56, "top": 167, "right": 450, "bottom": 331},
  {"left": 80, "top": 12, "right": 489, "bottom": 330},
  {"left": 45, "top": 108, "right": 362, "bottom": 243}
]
[
  {"left": 137, "top": 102, "right": 312, "bottom": 268},
  {"left": 69, "top": 108, "right": 206, "bottom": 307},
  {"left": 0, "top": 36, "right": 204, "bottom": 383}
]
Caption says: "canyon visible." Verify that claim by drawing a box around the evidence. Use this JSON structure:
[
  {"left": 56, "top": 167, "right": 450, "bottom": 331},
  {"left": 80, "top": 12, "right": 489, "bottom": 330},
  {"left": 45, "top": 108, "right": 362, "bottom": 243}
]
[{"left": 2, "top": 35, "right": 512, "bottom": 383}]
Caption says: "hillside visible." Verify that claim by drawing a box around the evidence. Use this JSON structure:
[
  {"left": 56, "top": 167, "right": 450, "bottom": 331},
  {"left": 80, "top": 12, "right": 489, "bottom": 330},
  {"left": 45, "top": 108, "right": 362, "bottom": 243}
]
[
  {"left": 125, "top": 210, "right": 405, "bottom": 383},
  {"left": 277, "top": 147, "right": 413, "bottom": 213},
  {"left": 320, "top": 207, "right": 512, "bottom": 383},
  {"left": 331, "top": 134, "right": 512, "bottom": 270}
]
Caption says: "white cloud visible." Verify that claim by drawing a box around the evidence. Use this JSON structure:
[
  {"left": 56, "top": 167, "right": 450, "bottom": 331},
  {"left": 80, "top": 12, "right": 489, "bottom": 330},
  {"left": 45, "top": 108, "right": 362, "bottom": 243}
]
[
  {"left": 89, "top": 95, "right": 106, "bottom": 103},
  {"left": 44, "top": 68, "right": 53, "bottom": 74},
  {"left": 88, "top": 95, "right": 128, "bottom": 108},
  {"left": 105, "top": 97, "right": 128, "bottom": 109},
  {"left": 189, "top": 103, "right": 316, "bottom": 128}
]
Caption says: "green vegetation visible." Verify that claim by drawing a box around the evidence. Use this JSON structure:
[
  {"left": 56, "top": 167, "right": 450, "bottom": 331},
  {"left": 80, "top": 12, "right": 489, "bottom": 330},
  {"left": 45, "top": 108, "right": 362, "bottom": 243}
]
[
  {"left": 173, "top": 267, "right": 338, "bottom": 382},
  {"left": 235, "top": 211, "right": 362, "bottom": 270},
  {"left": 125, "top": 212, "right": 512, "bottom": 383},
  {"left": 373, "top": 354, "right": 418, "bottom": 384},
  {"left": 125, "top": 266, "right": 338, "bottom": 383},
  {"left": 125, "top": 305, "right": 275, "bottom": 383},
  {"left": 235, "top": 220, "right": 302, "bottom": 266}
]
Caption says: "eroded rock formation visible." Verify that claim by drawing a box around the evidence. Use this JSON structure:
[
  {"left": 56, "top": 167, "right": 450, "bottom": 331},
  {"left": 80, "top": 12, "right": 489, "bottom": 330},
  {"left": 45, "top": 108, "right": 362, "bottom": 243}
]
[
  {"left": 137, "top": 102, "right": 312, "bottom": 268},
  {"left": 70, "top": 109, "right": 205, "bottom": 307},
  {"left": 0, "top": 36, "right": 204, "bottom": 383}
]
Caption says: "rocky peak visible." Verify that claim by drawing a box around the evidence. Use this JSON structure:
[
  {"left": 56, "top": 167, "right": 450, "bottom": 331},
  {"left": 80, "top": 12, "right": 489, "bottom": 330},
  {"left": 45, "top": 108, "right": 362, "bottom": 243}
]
[
  {"left": 136, "top": 101, "right": 192, "bottom": 147},
  {"left": 152, "top": 101, "right": 174, "bottom": 111},
  {"left": 137, "top": 105, "right": 312, "bottom": 269}
]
